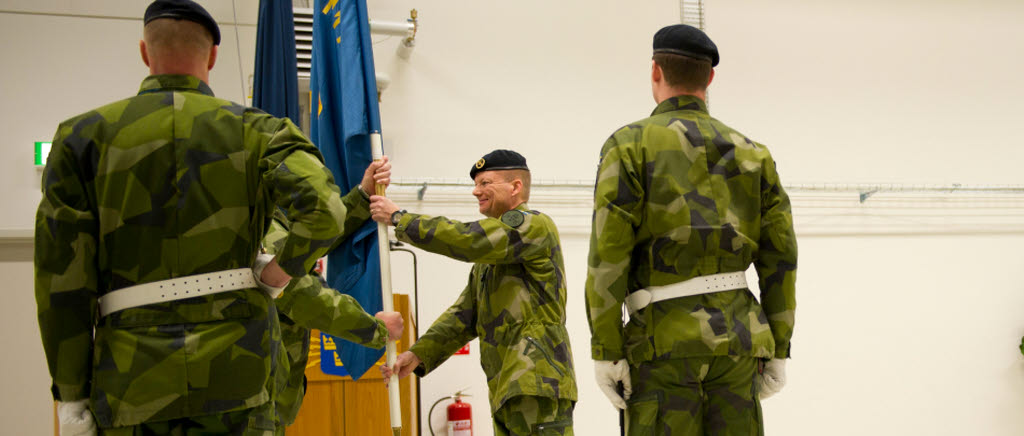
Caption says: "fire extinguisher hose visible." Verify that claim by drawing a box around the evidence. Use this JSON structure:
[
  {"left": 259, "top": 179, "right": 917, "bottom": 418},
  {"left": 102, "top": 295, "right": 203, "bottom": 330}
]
[{"left": 427, "top": 396, "right": 454, "bottom": 436}]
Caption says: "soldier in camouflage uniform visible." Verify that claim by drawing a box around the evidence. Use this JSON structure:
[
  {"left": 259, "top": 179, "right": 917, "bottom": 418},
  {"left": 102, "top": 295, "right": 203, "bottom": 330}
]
[
  {"left": 371, "top": 150, "right": 578, "bottom": 435},
  {"left": 586, "top": 25, "right": 797, "bottom": 435},
  {"left": 34, "top": 1, "right": 350, "bottom": 434},
  {"left": 261, "top": 163, "right": 404, "bottom": 427}
]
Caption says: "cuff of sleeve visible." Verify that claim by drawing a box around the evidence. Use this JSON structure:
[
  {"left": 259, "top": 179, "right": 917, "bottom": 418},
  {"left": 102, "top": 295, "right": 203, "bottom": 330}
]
[
  {"left": 591, "top": 346, "right": 624, "bottom": 362},
  {"left": 53, "top": 382, "right": 88, "bottom": 402},
  {"left": 347, "top": 186, "right": 371, "bottom": 215},
  {"left": 355, "top": 185, "right": 371, "bottom": 200},
  {"left": 408, "top": 345, "right": 440, "bottom": 377},
  {"left": 412, "top": 362, "right": 428, "bottom": 378},
  {"left": 369, "top": 319, "right": 388, "bottom": 349},
  {"left": 394, "top": 213, "right": 416, "bottom": 238},
  {"left": 774, "top": 341, "right": 791, "bottom": 359}
]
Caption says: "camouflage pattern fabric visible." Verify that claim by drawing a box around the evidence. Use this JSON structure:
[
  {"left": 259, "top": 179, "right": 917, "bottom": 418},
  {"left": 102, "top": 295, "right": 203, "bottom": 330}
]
[
  {"left": 586, "top": 95, "right": 798, "bottom": 365},
  {"left": 395, "top": 205, "right": 578, "bottom": 413},
  {"left": 98, "top": 400, "right": 276, "bottom": 436},
  {"left": 262, "top": 200, "right": 387, "bottom": 425},
  {"left": 35, "top": 74, "right": 347, "bottom": 428},
  {"left": 627, "top": 356, "right": 762, "bottom": 436},
  {"left": 493, "top": 396, "right": 575, "bottom": 436}
]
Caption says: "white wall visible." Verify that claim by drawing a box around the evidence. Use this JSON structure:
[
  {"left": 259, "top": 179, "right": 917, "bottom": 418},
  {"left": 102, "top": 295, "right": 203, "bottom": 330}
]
[{"left": 3, "top": 1, "right": 1024, "bottom": 435}]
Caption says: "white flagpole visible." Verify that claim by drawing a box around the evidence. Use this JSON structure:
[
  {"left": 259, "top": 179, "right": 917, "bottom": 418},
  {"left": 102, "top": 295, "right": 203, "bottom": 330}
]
[{"left": 371, "top": 132, "right": 403, "bottom": 436}]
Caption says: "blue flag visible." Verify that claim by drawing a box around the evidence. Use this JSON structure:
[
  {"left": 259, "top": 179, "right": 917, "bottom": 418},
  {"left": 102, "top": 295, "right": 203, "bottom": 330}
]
[
  {"left": 310, "top": 0, "right": 384, "bottom": 380},
  {"left": 252, "top": 0, "right": 300, "bottom": 125}
]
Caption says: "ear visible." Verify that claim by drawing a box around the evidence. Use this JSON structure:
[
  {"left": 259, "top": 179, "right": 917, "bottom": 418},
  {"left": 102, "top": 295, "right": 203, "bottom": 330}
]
[
  {"left": 509, "top": 178, "right": 523, "bottom": 197},
  {"left": 707, "top": 68, "right": 715, "bottom": 87},
  {"left": 207, "top": 45, "right": 218, "bottom": 71},
  {"left": 140, "top": 40, "right": 150, "bottom": 67},
  {"left": 651, "top": 60, "right": 662, "bottom": 83}
]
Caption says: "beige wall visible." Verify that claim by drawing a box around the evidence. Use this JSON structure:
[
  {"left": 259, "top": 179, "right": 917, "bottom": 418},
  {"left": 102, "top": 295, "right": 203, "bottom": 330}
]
[{"left": 3, "top": 1, "right": 1024, "bottom": 435}]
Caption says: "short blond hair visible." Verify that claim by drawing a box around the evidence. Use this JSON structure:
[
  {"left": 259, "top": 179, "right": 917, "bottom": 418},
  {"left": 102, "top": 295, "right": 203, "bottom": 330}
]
[
  {"left": 144, "top": 18, "right": 213, "bottom": 60},
  {"left": 504, "top": 169, "right": 531, "bottom": 202}
]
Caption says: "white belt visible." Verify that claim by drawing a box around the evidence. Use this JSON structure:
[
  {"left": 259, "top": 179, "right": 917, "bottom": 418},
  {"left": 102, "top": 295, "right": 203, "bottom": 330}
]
[
  {"left": 99, "top": 268, "right": 257, "bottom": 317},
  {"left": 624, "top": 271, "right": 748, "bottom": 314}
]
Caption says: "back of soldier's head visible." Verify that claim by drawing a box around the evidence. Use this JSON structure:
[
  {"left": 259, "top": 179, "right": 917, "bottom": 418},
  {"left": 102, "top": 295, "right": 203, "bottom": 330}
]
[
  {"left": 144, "top": 18, "right": 214, "bottom": 62},
  {"left": 653, "top": 53, "right": 713, "bottom": 92},
  {"left": 652, "top": 24, "right": 718, "bottom": 92},
  {"left": 142, "top": 0, "right": 220, "bottom": 66}
]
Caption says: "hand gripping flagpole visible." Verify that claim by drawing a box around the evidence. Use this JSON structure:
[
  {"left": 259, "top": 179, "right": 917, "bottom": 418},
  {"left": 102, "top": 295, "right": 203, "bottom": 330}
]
[{"left": 371, "top": 133, "right": 403, "bottom": 436}]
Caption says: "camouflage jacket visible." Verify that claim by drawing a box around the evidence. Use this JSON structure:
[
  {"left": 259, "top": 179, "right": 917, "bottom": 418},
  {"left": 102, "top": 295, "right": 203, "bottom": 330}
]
[
  {"left": 395, "top": 205, "right": 578, "bottom": 411},
  {"left": 586, "top": 95, "right": 797, "bottom": 364},
  {"left": 263, "top": 199, "right": 387, "bottom": 425},
  {"left": 34, "top": 75, "right": 347, "bottom": 427}
]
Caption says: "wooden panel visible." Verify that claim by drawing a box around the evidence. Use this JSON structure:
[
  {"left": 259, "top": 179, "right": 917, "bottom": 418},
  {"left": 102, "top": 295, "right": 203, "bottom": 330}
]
[
  {"left": 343, "top": 378, "right": 391, "bottom": 435},
  {"left": 285, "top": 378, "right": 345, "bottom": 435}
]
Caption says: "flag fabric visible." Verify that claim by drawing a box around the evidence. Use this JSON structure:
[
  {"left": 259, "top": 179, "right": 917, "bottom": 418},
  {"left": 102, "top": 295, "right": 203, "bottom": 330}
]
[
  {"left": 310, "top": 0, "right": 384, "bottom": 380},
  {"left": 252, "top": 0, "right": 301, "bottom": 125}
]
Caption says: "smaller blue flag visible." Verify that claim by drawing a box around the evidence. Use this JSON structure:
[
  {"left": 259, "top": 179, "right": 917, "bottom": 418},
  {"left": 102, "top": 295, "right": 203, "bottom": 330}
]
[{"left": 252, "top": 0, "right": 300, "bottom": 125}]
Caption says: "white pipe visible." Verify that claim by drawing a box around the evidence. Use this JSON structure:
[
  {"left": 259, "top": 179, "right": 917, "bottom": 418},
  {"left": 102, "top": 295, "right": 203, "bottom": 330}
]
[
  {"left": 370, "top": 19, "right": 414, "bottom": 37},
  {"left": 396, "top": 38, "right": 415, "bottom": 60}
]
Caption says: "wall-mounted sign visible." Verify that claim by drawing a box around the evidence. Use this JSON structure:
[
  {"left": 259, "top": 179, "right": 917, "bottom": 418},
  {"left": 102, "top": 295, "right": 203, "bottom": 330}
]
[{"left": 35, "top": 142, "right": 52, "bottom": 166}]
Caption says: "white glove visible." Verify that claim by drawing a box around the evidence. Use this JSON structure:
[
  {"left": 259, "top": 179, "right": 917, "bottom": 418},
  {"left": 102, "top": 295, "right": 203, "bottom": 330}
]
[
  {"left": 57, "top": 399, "right": 97, "bottom": 436},
  {"left": 757, "top": 358, "right": 787, "bottom": 399},
  {"left": 594, "top": 359, "right": 632, "bottom": 410},
  {"left": 252, "top": 253, "right": 287, "bottom": 298}
]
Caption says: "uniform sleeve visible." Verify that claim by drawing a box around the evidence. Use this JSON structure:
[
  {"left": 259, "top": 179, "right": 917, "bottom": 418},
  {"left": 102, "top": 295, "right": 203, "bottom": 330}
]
[
  {"left": 394, "top": 212, "right": 550, "bottom": 265},
  {"left": 34, "top": 128, "right": 98, "bottom": 401},
  {"left": 336, "top": 186, "right": 372, "bottom": 243},
  {"left": 585, "top": 132, "right": 644, "bottom": 361},
  {"left": 409, "top": 276, "right": 479, "bottom": 376},
  {"left": 263, "top": 199, "right": 385, "bottom": 349},
  {"left": 255, "top": 115, "right": 346, "bottom": 277},
  {"left": 755, "top": 155, "right": 798, "bottom": 359},
  {"left": 277, "top": 274, "right": 387, "bottom": 349}
]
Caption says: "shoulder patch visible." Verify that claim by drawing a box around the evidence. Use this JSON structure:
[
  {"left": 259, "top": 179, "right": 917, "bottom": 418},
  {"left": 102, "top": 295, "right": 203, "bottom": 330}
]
[{"left": 500, "top": 210, "right": 525, "bottom": 228}]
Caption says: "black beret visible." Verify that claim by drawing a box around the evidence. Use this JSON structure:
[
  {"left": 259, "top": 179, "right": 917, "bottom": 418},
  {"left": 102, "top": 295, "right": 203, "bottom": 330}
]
[
  {"left": 145, "top": 0, "right": 221, "bottom": 46},
  {"left": 470, "top": 149, "right": 529, "bottom": 180},
  {"left": 653, "top": 24, "right": 718, "bottom": 67}
]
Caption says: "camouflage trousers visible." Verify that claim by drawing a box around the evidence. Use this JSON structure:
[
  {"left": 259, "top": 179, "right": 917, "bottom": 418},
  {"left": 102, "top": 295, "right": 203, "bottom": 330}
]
[
  {"left": 99, "top": 401, "right": 277, "bottom": 436},
  {"left": 493, "top": 396, "right": 575, "bottom": 436},
  {"left": 626, "top": 356, "right": 763, "bottom": 436}
]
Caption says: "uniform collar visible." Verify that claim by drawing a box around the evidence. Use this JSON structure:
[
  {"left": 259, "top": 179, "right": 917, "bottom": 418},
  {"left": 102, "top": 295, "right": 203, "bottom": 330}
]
[
  {"left": 138, "top": 74, "right": 215, "bottom": 97},
  {"left": 651, "top": 94, "right": 707, "bottom": 116}
]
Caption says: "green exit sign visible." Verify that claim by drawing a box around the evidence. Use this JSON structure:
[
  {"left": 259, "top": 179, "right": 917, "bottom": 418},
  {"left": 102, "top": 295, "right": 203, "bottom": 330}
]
[{"left": 35, "top": 141, "right": 52, "bottom": 166}]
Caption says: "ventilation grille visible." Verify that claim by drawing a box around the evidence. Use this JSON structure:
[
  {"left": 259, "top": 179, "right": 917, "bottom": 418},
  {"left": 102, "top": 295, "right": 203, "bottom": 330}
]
[
  {"left": 294, "top": 7, "right": 313, "bottom": 79},
  {"left": 680, "top": 0, "right": 705, "bottom": 29}
]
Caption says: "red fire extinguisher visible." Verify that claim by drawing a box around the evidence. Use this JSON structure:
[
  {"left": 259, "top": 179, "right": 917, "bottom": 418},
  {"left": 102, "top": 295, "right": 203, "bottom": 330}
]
[
  {"left": 428, "top": 390, "right": 472, "bottom": 436},
  {"left": 447, "top": 393, "right": 472, "bottom": 436}
]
